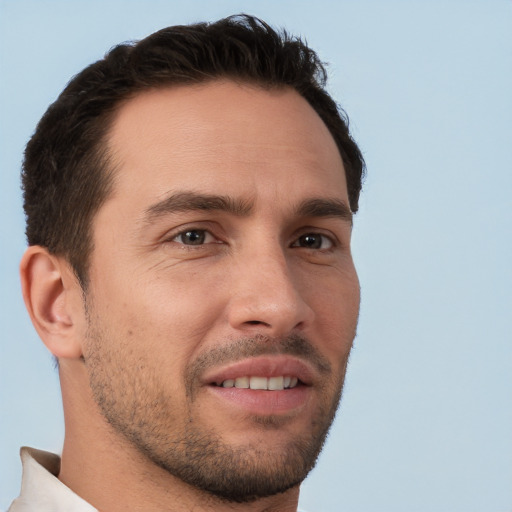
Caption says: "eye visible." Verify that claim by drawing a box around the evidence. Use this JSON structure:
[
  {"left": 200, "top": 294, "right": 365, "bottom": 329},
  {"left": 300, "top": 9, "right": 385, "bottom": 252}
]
[
  {"left": 172, "top": 229, "right": 216, "bottom": 246},
  {"left": 292, "top": 233, "right": 334, "bottom": 250}
]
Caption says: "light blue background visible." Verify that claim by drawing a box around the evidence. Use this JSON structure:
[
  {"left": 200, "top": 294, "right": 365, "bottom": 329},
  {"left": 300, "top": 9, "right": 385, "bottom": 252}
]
[{"left": 1, "top": 1, "right": 511, "bottom": 511}]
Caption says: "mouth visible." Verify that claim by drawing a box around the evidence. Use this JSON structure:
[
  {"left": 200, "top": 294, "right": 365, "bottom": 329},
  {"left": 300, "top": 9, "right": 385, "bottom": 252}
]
[
  {"left": 214, "top": 375, "right": 299, "bottom": 390},
  {"left": 202, "top": 356, "right": 315, "bottom": 415},
  {"left": 203, "top": 355, "right": 314, "bottom": 388}
]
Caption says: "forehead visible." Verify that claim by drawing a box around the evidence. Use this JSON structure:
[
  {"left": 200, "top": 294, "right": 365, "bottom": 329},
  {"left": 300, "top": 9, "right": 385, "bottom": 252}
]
[{"left": 105, "top": 80, "right": 348, "bottom": 210}]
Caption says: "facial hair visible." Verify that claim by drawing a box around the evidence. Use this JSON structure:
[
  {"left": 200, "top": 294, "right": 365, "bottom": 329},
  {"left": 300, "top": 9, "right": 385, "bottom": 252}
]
[{"left": 84, "top": 320, "right": 351, "bottom": 503}]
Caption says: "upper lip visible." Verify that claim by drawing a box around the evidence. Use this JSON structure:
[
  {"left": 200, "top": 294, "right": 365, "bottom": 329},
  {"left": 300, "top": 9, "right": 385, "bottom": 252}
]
[{"left": 201, "top": 355, "right": 316, "bottom": 387}]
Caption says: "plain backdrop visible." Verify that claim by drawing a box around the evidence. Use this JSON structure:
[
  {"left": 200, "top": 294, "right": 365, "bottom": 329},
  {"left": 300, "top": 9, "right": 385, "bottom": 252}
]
[{"left": 1, "top": 1, "right": 511, "bottom": 511}]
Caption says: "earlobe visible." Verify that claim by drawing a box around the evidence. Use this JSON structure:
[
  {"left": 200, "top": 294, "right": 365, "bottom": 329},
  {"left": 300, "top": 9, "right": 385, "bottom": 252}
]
[{"left": 20, "top": 246, "right": 84, "bottom": 359}]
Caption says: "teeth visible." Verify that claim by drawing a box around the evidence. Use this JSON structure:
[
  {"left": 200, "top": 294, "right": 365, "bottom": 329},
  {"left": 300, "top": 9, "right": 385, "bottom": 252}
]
[
  {"left": 250, "top": 376, "right": 268, "bottom": 390},
  {"left": 268, "top": 376, "right": 284, "bottom": 390},
  {"left": 219, "top": 376, "right": 299, "bottom": 390},
  {"left": 234, "top": 376, "right": 249, "bottom": 388}
]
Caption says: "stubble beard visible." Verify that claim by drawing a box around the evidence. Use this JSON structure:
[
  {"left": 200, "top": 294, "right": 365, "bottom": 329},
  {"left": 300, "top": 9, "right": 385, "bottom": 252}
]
[{"left": 84, "top": 319, "right": 351, "bottom": 503}]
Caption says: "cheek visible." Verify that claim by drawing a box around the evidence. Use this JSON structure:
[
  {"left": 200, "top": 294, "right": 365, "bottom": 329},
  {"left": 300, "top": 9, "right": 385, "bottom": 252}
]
[
  {"left": 145, "top": 267, "right": 227, "bottom": 333},
  {"left": 308, "top": 266, "right": 360, "bottom": 358},
  {"left": 93, "top": 263, "right": 229, "bottom": 360}
]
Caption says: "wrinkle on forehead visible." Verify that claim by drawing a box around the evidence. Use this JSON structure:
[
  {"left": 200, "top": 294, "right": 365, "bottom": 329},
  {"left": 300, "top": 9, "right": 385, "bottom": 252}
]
[
  {"left": 102, "top": 81, "right": 349, "bottom": 224},
  {"left": 107, "top": 81, "right": 341, "bottom": 166}
]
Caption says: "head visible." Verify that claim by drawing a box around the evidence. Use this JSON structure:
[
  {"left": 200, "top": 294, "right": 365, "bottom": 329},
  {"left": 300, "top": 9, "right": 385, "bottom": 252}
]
[
  {"left": 21, "top": 14, "right": 365, "bottom": 506},
  {"left": 22, "top": 14, "right": 364, "bottom": 289}
]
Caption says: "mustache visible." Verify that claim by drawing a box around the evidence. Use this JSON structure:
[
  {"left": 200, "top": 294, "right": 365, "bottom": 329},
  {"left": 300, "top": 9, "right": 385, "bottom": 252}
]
[{"left": 185, "top": 333, "right": 331, "bottom": 398}]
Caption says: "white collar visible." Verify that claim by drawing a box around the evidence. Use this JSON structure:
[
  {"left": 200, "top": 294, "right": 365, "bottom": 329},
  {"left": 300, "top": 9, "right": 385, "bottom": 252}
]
[{"left": 8, "top": 447, "right": 97, "bottom": 512}]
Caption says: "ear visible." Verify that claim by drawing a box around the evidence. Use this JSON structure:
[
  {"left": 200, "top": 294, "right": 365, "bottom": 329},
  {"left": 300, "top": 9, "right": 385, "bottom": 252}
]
[{"left": 20, "top": 246, "right": 85, "bottom": 359}]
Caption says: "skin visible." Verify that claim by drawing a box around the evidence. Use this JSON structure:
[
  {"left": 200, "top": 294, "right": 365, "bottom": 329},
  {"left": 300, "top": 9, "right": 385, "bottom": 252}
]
[{"left": 21, "top": 81, "right": 360, "bottom": 512}]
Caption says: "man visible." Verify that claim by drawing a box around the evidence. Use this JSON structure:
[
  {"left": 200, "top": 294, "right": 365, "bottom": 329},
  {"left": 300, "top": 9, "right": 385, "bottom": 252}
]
[{"left": 10, "top": 14, "right": 364, "bottom": 512}]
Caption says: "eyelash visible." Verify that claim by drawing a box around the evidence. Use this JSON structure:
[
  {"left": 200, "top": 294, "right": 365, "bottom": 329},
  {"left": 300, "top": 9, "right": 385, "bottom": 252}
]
[
  {"left": 291, "top": 233, "right": 335, "bottom": 250},
  {"left": 168, "top": 228, "right": 337, "bottom": 251},
  {"left": 171, "top": 229, "right": 219, "bottom": 246}
]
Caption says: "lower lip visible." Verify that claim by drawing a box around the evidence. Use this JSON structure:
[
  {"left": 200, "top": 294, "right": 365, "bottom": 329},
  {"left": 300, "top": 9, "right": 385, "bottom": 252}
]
[{"left": 206, "top": 385, "right": 311, "bottom": 415}]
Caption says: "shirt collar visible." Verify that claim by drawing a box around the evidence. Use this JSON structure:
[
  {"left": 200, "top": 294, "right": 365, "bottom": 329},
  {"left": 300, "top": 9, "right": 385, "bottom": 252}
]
[{"left": 9, "top": 447, "right": 97, "bottom": 512}]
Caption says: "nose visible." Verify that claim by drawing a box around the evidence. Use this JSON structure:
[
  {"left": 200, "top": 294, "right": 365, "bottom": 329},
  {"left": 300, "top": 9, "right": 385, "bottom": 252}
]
[{"left": 226, "top": 245, "right": 315, "bottom": 337}]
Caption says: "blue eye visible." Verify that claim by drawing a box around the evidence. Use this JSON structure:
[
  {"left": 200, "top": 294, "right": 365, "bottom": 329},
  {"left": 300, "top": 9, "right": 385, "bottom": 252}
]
[{"left": 293, "top": 233, "right": 333, "bottom": 249}]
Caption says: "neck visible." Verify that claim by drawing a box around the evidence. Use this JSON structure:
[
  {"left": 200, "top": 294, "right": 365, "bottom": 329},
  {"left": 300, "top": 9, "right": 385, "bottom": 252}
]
[{"left": 58, "top": 360, "right": 300, "bottom": 512}]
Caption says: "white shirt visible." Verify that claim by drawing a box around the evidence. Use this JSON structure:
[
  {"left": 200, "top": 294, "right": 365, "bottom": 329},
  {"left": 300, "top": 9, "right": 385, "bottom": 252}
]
[{"left": 8, "top": 447, "right": 96, "bottom": 512}]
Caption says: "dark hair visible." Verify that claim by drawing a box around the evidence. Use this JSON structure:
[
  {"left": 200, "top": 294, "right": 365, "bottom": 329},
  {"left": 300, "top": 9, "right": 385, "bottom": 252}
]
[{"left": 22, "top": 14, "right": 365, "bottom": 288}]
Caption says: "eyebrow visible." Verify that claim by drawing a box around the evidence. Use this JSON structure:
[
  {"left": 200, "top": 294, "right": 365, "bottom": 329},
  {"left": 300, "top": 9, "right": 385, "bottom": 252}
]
[
  {"left": 144, "top": 192, "right": 352, "bottom": 224},
  {"left": 297, "top": 198, "right": 353, "bottom": 225},
  {"left": 144, "top": 191, "right": 254, "bottom": 222}
]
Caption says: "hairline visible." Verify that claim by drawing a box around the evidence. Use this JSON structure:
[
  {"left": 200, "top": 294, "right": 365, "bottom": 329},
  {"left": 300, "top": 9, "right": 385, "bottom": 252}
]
[{"left": 69, "top": 77, "right": 355, "bottom": 290}]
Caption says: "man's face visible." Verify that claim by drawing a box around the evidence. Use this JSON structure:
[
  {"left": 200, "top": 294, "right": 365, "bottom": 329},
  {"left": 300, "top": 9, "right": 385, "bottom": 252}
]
[{"left": 82, "top": 81, "right": 359, "bottom": 501}]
